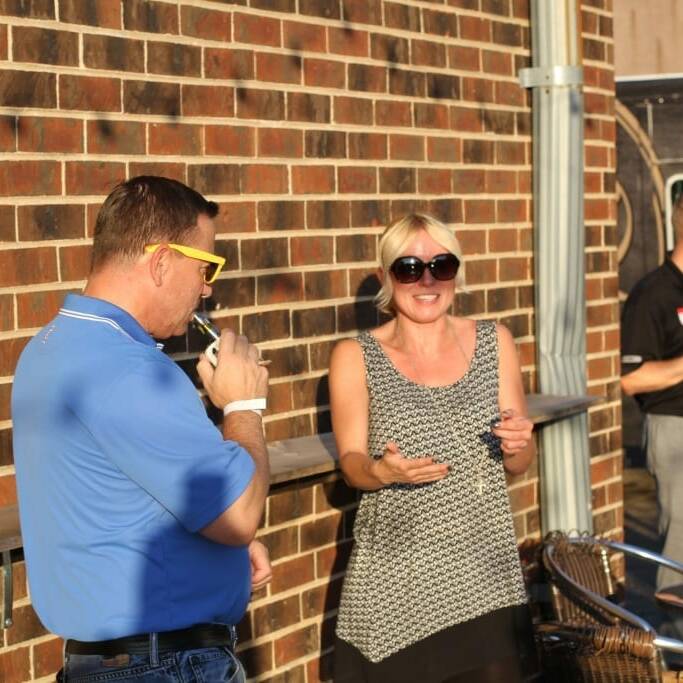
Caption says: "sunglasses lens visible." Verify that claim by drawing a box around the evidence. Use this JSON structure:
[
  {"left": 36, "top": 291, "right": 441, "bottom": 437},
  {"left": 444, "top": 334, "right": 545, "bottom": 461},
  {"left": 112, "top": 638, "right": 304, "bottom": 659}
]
[
  {"left": 204, "top": 262, "right": 219, "bottom": 284},
  {"left": 391, "top": 257, "right": 424, "bottom": 283},
  {"left": 430, "top": 253, "right": 460, "bottom": 281}
]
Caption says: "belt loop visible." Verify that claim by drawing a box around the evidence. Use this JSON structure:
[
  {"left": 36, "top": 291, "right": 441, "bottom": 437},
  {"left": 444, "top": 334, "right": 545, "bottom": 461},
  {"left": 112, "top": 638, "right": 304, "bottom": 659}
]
[
  {"left": 149, "top": 632, "right": 159, "bottom": 666},
  {"left": 229, "top": 625, "right": 238, "bottom": 651}
]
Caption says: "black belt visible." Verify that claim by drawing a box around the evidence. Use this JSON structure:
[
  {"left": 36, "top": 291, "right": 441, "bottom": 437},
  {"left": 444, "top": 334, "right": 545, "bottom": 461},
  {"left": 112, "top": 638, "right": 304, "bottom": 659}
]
[{"left": 65, "top": 623, "right": 235, "bottom": 657}]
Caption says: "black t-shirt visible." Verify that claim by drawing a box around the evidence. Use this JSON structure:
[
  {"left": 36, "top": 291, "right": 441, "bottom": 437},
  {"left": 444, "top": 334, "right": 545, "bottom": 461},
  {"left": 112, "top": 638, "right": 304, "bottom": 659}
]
[{"left": 621, "top": 259, "right": 683, "bottom": 416}]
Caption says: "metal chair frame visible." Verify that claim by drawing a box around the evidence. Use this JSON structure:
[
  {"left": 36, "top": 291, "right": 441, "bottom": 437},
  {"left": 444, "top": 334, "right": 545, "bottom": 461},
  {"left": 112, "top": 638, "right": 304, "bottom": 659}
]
[{"left": 542, "top": 533, "right": 683, "bottom": 656}]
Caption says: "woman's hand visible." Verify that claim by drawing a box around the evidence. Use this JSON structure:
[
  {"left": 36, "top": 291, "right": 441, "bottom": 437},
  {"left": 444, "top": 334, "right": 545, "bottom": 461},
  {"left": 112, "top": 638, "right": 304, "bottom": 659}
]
[
  {"left": 491, "top": 409, "right": 533, "bottom": 456},
  {"left": 371, "top": 442, "right": 450, "bottom": 486}
]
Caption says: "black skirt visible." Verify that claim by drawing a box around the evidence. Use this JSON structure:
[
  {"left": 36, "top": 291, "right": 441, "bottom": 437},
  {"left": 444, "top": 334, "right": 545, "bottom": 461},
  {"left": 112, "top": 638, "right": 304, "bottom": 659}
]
[{"left": 334, "top": 604, "right": 537, "bottom": 683}]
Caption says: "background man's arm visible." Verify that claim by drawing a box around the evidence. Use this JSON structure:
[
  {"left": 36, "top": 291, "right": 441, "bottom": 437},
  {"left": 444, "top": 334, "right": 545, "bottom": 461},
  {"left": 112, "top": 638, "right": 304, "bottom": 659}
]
[{"left": 621, "top": 356, "right": 683, "bottom": 396}]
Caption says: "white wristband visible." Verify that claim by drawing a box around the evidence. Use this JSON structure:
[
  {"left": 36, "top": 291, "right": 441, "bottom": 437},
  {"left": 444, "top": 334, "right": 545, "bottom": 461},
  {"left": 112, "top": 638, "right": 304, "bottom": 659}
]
[{"left": 223, "top": 398, "right": 267, "bottom": 416}]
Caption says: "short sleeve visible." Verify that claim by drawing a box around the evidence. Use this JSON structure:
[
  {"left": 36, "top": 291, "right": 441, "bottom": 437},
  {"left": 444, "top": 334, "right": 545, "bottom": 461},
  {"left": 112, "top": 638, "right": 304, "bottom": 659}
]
[
  {"left": 621, "top": 289, "right": 661, "bottom": 375},
  {"left": 87, "top": 356, "right": 255, "bottom": 532}
]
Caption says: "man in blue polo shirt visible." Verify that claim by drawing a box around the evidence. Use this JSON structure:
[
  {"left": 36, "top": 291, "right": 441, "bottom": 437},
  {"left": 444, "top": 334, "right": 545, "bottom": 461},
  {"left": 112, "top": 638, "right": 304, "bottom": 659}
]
[{"left": 12, "top": 176, "right": 271, "bottom": 682}]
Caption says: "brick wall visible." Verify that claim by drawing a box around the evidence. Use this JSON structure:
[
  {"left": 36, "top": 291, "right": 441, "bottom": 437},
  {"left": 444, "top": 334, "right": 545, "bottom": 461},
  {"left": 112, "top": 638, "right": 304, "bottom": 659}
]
[{"left": 0, "top": 0, "right": 618, "bottom": 680}]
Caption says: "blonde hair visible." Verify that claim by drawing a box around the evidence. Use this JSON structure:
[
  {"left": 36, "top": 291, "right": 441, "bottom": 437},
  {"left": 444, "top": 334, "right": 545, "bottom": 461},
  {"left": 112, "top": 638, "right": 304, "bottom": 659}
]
[
  {"left": 673, "top": 193, "right": 683, "bottom": 243},
  {"left": 374, "top": 213, "right": 465, "bottom": 315}
]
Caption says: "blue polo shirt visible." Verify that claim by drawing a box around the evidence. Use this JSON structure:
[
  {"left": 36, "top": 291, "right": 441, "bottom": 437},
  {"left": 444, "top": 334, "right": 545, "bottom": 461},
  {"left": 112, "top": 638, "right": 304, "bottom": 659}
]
[{"left": 12, "top": 294, "right": 255, "bottom": 640}]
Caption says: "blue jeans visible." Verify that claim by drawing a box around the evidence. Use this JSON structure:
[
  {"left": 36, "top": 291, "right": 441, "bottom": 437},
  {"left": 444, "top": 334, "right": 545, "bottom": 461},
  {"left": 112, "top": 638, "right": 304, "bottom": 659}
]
[{"left": 61, "top": 647, "right": 246, "bottom": 682}]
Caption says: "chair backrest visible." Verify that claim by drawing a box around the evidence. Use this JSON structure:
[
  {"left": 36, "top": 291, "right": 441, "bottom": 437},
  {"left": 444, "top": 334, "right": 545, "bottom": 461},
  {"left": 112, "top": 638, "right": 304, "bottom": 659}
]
[
  {"left": 537, "top": 624, "right": 664, "bottom": 683},
  {"left": 542, "top": 531, "right": 620, "bottom": 627}
]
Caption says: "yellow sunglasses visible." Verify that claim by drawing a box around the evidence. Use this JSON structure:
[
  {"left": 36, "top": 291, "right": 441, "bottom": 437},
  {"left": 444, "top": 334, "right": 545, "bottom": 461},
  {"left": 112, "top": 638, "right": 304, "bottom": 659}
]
[{"left": 145, "top": 243, "right": 226, "bottom": 284}]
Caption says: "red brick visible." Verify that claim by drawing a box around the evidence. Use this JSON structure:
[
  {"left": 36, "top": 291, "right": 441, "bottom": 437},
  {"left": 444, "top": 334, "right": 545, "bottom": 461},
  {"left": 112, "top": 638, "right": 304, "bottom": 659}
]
[
  {"left": 464, "top": 199, "right": 495, "bottom": 224},
  {"left": 256, "top": 52, "right": 302, "bottom": 85},
  {"left": 460, "top": 15, "right": 491, "bottom": 41},
  {"left": 287, "top": 92, "right": 330, "bottom": 123},
  {"left": 457, "top": 231, "right": 487, "bottom": 257},
  {"left": 0, "top": 294, "right": 13, "bottom": 331},
  {"left": 485, "top": 170, "right": 517, "bottom": 194},
  {"left": 271, "top": 553, "right": 315, "bottom": 592},
  {"left": 333, "top": 96, "right": 373, "bottom": 125},
  {"left": 316, "top": 539, "right": 353, "bottom": 576},
  {"left": 307, "top": 200, "right": 350, "bottom": 229},
  {"left": 305, "top": 269, "right": 346, "bottom": 300},
  {"left": 6, "top": 603, "right": 49, "bottom": 645},
  {"left": 292, "top": 166, "right": 335, "bottom": 194},
  {"left": 18, "top": 116, "right": 83, "bottom": 153},
  {"left": 236, "top": 88, "right": 284, "bottom": 121},
  {"left": 0, "top": 116, "right": 15, "bottom": 151},
  {"left": 234, "top": 13, "right": 280, "bottom": 47},
  {"left": 348, "top": 132, "right": 386, "bottom": 160},
  {"left": 188, "top": 165, "right": 240, "bottom": 195},
  {"left": 215, "top": 202, "right": 256, "bottom": 233},
  {"left": 423, "top": 8, "right": 459, "bottom": 36},
  {"left": 419, "top": 168, "right": 452, "bottom": 194},
  {"left": 1, "top": 70, "right": 56, "bottom": 108},
  {"left": 304, "top": 58, "right": 345, "bottom": 88},
  {"left": 499, "top": 256, "right": 529, "bottom": 281},
  {"left": 149, "top": 123, "right": 202, "bottom": 156},
  {"left": 238, "top": 643, "right": 273, "bottom": 679},
  {"left": 258, "top": 128, "right": 302, "bottom": 158},
  {"left": 0, "top": 644, "right": 30, "bottom": 683},
  {"left": 449, "top": 44, "right": 480, "bottom": 71},
  {"left": 205, "top": 125, "right": 254, "bottom": 157},
  {"left": 241, "top": 165, "right": 288, "bottom": 194},
  {"left": 348, "top": 63, "right": 386, "bottom": 93},
  {"left": 412, "top": 38, "right": 446, "bottom": 67},
  {"left": 495, "top": 80, "right": 526, "bottom": 107},
  {"left": 182, "top": 84, "right": 233, "bottom": 118},
  {"left": 204, "top": 47, "right": 254, "bottom": 80},
  {"left": 257, "top": 200, "right": 304, "bottom": 231},
  {"left": 0, "top": 204, "right": 14, "bottom": 241},
  {"left": 83, "top": 34, "right": 144, "bottom": 72},
  {"left": 0, "top": 25, "right": 7, "bottom": 60},
  {"left": 274, "top": 624, "right": 319, "bottom": 667},
  {"left": 65, "top": 161, "right": 126, "bottom": 196},
  {"left": 427, "top": 137, "right": 460, "bottom": 163},
  {"left": 291, "top": 236, "right": 334, "bottom": 266},
  {"left": 58, "top": 0, "right": 121, "bottom": 28},
  {"left": 450, "top": 105, "right": 483, "bottom": 132},
  {"left": 34, "top": 637, "right": 64, "bottom": 679},
  {"left": 415, "top": 103, "right": 449, "bottom": 129},
  {"left": 482, "top": 49, "right": 512, "bottom": 75},
  {"left": 284, "top": 20, "right": 326, "bottom": 52},
  {"left": 376, "top": 100, "right": 412, "bottom": 127},
  {"left": 87, "top": 120, "right": 145, "bottom": 155},
  {"left": 253, "top": 596, "right": 301, "bottom": 638},
  {"left": 123, "top": 0, "right": 178, "bottom": 33},
  {"left": 390, "top": 134, "right": 424, "bottom": 161},
  {"left": 0, "top": 333, "right": 29, "bottom": 374},
  {"left": 18, "top": 204, "right": 84, "bottom": 241},
  {"left": 60, "top": 74, "right": 120, "bottom": 112},
  {"left": 257, "top": 273, "right": 303, "bottom": 305},
  {"left": 12, "top": 25, "right": 78, "bottom": 65},
  {"left": 181, "top": 5, "right": 230, "bottom": 41},
  {"left": 498, "top": 199, "right": 527, "bottom": 223},
  {"left": 329, "top": 26, "right": 368, "bottom": 57},
  {"left": 0, "top": 161, "right": 61, "bottom": 196},
  {"left": 338, "top": 167, "right": 377, "bottom": 194},
  {"left": 342, "top": 0, "right": 382, "bottom": 24},
  {"left": 1, "top": 0, "right": 53, "bottom": 18},
  {"left": 463, "top": 76, "right": 495, "bottom": 103},
  {"left": 0, "top": 381, "right": 11, "bottom": 420},
  {"left": 60, "top": 244, "right": 92, "bottom": 281},
  {"left": 124, "top": 81, "right": 180, "bottom": 116},
  {"left": 371, "top": 34, "right": 409, "bottom": 63},
  {"left": 489, "top": 228, "right": 517, "bottom": 252},
  {"left": 147, "top": 42, "right": 201, "bottom": 77}
]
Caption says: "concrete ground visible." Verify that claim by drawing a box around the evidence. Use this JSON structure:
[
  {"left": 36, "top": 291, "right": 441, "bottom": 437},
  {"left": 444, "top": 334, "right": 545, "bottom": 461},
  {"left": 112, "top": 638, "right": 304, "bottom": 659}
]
[{"left": 623, "top": 466, "right": 683, "bottom": 667}]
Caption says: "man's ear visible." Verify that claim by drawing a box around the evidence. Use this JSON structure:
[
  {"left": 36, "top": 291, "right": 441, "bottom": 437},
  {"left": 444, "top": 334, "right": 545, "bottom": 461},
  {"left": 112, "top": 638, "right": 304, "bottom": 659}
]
[{"left": 148, "top": 247, "right": 169, "bottom": 287}]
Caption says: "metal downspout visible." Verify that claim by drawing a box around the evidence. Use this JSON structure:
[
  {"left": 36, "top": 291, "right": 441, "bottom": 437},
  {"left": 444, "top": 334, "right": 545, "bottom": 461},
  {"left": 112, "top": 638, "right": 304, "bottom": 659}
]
[{"left": 519, "top": 0, "right": 592, "bottom": 533}]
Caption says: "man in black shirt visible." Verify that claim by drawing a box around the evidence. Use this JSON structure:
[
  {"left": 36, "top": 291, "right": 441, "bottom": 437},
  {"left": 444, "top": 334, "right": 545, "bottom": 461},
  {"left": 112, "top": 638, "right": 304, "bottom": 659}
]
[{"left": 621, "top": 195, "right": 683, "bottom": 603}]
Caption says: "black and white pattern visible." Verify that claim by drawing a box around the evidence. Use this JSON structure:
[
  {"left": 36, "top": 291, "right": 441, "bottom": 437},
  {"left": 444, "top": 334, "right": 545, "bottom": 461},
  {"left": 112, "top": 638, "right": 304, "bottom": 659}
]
[{"left": 335, "top": 321, "right": 528, "bottom": 663}]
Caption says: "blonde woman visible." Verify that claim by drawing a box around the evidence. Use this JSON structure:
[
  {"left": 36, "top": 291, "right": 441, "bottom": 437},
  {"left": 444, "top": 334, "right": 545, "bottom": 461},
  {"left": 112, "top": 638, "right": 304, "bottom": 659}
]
[{"left": 331, "top": 214, "right": 536, "bottom": 682}]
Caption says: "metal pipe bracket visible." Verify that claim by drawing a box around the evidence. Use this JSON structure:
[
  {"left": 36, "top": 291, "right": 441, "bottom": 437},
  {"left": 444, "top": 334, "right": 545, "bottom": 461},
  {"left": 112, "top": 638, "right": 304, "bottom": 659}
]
[{"left": 518, "top": 65, "right": 583, "bottom": 89}]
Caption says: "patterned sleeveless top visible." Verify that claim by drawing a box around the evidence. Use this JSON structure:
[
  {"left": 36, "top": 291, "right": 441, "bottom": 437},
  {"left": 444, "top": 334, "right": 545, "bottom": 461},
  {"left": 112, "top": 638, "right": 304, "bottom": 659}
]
[{"left": 335, "top": 320, "right": 527, "bottom": 662}]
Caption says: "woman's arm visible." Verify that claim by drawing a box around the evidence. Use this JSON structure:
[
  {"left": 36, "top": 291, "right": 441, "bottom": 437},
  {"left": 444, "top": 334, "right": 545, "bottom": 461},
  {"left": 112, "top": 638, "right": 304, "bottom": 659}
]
[
  {"left": 493, "top": 324, "right": 536, "bottom": 475},
  {"left": 329, "top": 339, "right": 449, "bottom": 490}
]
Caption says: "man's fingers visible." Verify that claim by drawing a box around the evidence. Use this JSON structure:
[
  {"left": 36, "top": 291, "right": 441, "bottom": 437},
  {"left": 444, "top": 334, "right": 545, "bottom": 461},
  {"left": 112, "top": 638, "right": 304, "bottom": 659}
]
[
  {"left": 196, "top": 356, "right": 214, "bottom": 386},
  {"left": 404, "top": 457, "right": 436, "bottom": 469}
]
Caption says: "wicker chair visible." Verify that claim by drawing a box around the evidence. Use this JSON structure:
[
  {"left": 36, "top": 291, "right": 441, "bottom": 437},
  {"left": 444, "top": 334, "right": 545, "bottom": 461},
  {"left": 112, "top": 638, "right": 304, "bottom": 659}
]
[{"left": 537, "top": 532, "right": 683, "bottom": 682}]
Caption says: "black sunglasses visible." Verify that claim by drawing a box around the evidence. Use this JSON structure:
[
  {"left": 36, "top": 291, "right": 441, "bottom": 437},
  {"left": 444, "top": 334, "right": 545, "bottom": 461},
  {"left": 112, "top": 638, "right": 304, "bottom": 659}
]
[{"left": 390, "top": 253, "right": 460, "bottom": 284}]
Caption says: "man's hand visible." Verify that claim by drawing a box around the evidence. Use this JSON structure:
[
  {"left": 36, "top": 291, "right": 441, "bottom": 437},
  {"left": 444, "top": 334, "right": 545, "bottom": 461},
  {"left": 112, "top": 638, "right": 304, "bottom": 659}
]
[
  {"left": 249, "top": 540, "right": 272, "bottom": 591},
  {"left": 371, "top": 441, "right": 450, "bottom": 486},
  {"left": 197, "top": 328, "right": 269, "bottom": 409}
]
